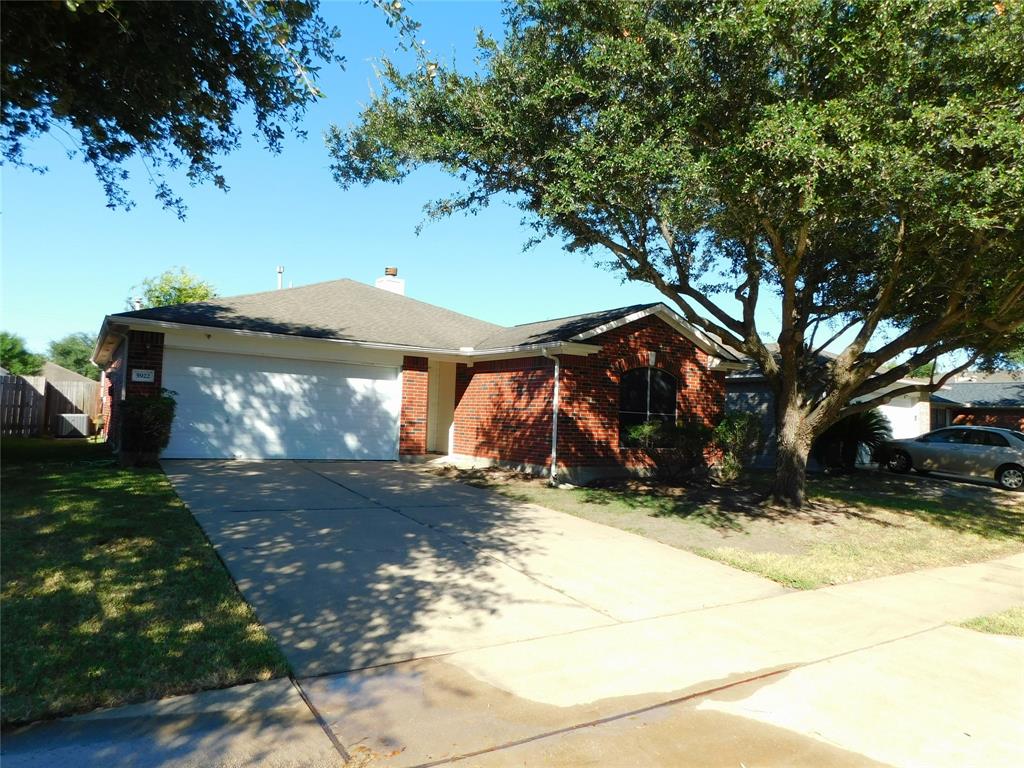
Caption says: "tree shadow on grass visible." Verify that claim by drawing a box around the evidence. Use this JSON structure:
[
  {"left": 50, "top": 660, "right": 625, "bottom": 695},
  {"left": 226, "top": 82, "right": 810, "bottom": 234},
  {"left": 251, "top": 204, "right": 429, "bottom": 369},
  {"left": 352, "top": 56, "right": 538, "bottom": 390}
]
[
  {"left": 0, "top": 445, "right": 288, "bottom": 729},
  {"left": 811, "top": 471, "right": 1024, "bottom": 540},
  {"left": 436, "top": 463, "right": 1023, "bottom": 542}
]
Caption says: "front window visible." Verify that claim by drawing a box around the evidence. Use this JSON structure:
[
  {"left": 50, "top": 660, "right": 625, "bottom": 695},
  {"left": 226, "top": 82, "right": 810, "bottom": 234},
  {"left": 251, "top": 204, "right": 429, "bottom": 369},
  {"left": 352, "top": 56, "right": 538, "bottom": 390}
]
[{"left": 619, "top": 368, "right": 677, "bottom": 445}]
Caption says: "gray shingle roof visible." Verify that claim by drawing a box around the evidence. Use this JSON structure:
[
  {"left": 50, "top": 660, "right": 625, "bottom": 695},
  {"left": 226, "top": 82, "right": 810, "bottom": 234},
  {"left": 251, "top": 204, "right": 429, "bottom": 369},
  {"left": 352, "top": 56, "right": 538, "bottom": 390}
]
[
  {"left": 112, "top": 279, "right": 503, "bottom": 350},
  {"left": 931, "top": 381, "right": 1024, "bottom": 408},
  {"left": 109, "top": 280, "right": 736, "bottom": 359},
  {"left": 473, "top": 304, "right": 659, "bottom": 349}
]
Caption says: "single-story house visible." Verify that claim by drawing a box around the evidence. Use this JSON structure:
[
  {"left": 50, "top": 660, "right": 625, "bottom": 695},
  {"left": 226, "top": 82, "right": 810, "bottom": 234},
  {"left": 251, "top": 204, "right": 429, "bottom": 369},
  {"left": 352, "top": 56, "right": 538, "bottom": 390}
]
[
  {"left": 725, "top": 347, "right": 931, "bottom": 466},
  {"left": 92, "top": 270, "right": 744, "bottom": 483},
  {"left": 930, "top": 375, "right": 1024, "bottom": 431}
]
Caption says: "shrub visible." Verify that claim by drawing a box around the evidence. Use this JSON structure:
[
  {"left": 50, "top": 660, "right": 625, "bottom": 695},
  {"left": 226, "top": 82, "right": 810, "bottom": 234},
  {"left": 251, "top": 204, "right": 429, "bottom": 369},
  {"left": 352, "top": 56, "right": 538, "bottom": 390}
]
[
  {"left": 119, "top": 389, "right": 177, "bottom": 464},
  {"left": 812, "top": 409, "right": 893, "bottom": 471},
  {"left": 627, "top": 418, "right": 712, "bottom": 483},
  {"left": 713, "top": 412, "right": 764, "bottom": 480}
]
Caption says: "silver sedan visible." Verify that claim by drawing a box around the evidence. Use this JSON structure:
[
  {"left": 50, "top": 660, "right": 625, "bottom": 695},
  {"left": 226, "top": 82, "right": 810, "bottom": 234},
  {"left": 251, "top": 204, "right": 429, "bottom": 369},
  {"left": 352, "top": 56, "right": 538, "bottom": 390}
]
[{"left": 884, "top": 426, "right": 1024, "bottom": 491}]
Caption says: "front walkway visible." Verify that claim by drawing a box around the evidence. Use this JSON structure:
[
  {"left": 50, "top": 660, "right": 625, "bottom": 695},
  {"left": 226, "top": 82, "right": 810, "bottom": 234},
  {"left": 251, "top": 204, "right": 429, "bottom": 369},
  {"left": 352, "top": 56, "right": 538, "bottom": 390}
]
[{"left": 3, "top": 459, "right": 1021, "bottom": 767}]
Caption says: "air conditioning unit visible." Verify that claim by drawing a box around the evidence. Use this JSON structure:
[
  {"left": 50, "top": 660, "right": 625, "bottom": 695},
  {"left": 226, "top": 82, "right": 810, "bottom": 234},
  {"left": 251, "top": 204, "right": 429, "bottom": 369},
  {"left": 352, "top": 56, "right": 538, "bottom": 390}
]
[{"left": 58, "top": 413, "right": 90, "bottom": 438}]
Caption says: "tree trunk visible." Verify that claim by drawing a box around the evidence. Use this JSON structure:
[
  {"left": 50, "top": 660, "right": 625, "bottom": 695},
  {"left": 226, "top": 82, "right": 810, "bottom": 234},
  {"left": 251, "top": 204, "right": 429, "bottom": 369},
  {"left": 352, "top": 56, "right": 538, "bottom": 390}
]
[{"left": 771, "top": 410, "right": 814, "bottom": 507}]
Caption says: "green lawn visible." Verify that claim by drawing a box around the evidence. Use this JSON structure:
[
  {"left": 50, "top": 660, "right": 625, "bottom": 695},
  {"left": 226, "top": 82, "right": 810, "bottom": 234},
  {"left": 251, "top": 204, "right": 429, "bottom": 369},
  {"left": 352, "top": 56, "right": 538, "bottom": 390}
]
[
  {"left": 0, "top": 438, "right": 287, "bottom": 725},
  {"left": 430, "top": 466, "right": 1024, "bottom": 590},
  {"left": 960, "top": 606, "right": 1024, "bottom": 637}
]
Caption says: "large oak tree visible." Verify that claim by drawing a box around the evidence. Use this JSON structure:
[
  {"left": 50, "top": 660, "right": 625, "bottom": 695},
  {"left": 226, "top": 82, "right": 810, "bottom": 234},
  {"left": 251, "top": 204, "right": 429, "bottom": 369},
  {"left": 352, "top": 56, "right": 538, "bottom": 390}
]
[{"left": 328, "top": 0, "right": 1024, "bottom": 506}]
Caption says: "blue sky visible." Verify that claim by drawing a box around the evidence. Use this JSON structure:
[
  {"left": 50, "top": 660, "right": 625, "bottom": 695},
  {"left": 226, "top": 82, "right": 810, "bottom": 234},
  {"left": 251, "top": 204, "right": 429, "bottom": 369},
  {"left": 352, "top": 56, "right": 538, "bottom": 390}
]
[{"left": 2, "top": 0, "right": 781, "bottom": 355}]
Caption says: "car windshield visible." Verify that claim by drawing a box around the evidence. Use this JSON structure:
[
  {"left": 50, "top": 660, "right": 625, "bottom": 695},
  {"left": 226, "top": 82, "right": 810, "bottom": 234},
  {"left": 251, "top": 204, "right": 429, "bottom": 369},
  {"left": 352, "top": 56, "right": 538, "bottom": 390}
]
[{"left": 1011, "top": 430, "right": 1024, "bottom": 444}]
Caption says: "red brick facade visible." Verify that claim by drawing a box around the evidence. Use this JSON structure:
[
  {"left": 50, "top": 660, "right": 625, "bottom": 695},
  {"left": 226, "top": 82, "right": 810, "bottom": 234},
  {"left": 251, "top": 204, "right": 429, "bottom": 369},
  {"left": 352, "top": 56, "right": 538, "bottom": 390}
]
[
  {"left": 952, "top": 409, "right": 1024, "bottom": 430},
  {"left": 100, "top": 342, "right": 126, "bottom": 441},
  {"left": 558, "top": 315, "right": 725, "bottom": 469},
  {"left": 124, "top": 331, "right": 165, "bottom": 396},
  {"left": 453, "top": 357, "right": 555, "bottom": 466},
  {"left": 102, "top": 330, "right": 164, "bottom": 443},
  {"left": 451, "top": 315, "right": 727, "bottom": 472},
  {"left": 399, "top": 355, "right": 429, "bottom": 455}
]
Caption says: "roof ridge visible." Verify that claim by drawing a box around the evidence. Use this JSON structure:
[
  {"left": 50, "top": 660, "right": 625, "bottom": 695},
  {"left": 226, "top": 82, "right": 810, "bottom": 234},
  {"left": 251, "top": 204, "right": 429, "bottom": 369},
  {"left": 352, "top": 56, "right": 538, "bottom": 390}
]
[
  {"left": 115, "top": 277, "right": 506, "bottom": 332},
  {"left": 506, "top": 302, "right": 661, "bottom": 328}
]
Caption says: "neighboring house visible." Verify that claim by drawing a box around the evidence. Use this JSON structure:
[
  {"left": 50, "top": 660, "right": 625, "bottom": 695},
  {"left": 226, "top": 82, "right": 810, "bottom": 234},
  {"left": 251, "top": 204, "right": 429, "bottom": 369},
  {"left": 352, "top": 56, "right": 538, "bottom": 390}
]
[
  {"left": 930, "top": 374, "right": 1024, "bottom": 431},
  {"left": 92, "top": 270, "right": 744, "bottom": 483},
  {"left": 725, "top": 347, "right": 930, "bottom": 466},
  {"left": 41, "top": 361, "right": 94, "bottom": 383}
]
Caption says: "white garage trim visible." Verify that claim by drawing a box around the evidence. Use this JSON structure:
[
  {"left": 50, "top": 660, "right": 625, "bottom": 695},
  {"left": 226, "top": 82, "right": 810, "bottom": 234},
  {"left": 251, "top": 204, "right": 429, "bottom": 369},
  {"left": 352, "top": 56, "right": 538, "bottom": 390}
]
[{"left": 162, "top": 348, "right": 401, "bottom": 460}]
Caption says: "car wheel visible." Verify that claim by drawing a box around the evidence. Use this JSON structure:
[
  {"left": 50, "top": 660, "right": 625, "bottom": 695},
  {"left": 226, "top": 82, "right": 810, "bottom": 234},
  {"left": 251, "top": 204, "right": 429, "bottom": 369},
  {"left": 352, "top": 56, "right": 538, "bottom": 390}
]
[
  {"left": 996, "top": 465, "right": 1024, "bottom": 491},
  {"left": 887, "top": 451, "right": 912, "bottom": 473}
]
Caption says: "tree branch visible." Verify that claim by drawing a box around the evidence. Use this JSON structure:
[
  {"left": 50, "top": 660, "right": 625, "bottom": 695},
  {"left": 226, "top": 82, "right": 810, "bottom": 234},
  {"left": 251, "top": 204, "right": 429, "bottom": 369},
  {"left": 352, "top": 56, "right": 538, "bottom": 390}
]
[{"left": 837, "top": 355, "right": 977, "bottom": 418}]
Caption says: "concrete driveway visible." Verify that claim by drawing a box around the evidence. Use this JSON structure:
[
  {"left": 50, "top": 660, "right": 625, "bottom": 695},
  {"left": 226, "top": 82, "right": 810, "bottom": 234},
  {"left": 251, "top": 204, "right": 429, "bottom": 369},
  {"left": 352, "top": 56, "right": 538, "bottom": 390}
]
[{"left": 162, "top": 459, "right": 785, "bottom": 676}]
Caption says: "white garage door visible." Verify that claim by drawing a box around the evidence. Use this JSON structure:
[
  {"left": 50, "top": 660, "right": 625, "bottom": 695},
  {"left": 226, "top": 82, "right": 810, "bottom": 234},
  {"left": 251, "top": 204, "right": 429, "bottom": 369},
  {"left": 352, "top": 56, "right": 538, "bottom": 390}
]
[{"left": 161, "top": 348, "right": 401, "bottom": 460}]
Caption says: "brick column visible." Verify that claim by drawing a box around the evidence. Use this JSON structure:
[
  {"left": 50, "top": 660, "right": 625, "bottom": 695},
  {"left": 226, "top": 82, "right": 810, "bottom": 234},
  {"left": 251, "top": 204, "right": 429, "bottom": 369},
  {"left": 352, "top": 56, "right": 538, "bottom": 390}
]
[
  {"left": 399, "top": 356, "right": 429, "bottom": 456},
  {"left": 124, "top": 330, "right": 165, "bottom": 397}
]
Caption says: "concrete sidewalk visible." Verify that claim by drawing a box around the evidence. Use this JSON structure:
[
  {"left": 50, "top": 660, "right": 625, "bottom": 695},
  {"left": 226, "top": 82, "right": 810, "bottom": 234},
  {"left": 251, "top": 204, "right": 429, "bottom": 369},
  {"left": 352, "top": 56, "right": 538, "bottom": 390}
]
[
  {"left": 0, "top": 679, "right": 341, "bottom": 768},
  {"left": 306, "top": 554, "right": 1024, "bottom": 767}
]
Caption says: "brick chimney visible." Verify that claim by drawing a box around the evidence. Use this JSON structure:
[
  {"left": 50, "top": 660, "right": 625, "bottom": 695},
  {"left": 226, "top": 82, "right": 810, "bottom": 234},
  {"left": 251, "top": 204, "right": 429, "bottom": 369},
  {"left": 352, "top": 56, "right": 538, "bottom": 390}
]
[{"left": 375, "top": 266, "right": 405, "bottom": 295}]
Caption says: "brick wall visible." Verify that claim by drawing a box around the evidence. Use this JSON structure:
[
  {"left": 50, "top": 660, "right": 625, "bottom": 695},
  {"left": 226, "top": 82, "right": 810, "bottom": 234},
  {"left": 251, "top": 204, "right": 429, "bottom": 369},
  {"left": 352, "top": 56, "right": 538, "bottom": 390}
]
[
  {"left": 100, "top": 339, "right": 127, "bottom": 441},
  {"left": 101, "top": 330, "right": 164, "bottom": 448},
  {"left": 451, "top": 315, "right": 727, "bottom": 472},
  {"left": 124, "top": 331, "right": 165, "bottom": 396},
  {"left": 952, "top": 409, "right": 1024, "bottom": 430},
  {"left": 399, "top": 355, "right": 429, "bottom": 455},
  {"left": 453, "top": 356, "right": 555, "bottom": 467},
  {"left": 558, "top": 315, "right": 725, "bottom": 469}
]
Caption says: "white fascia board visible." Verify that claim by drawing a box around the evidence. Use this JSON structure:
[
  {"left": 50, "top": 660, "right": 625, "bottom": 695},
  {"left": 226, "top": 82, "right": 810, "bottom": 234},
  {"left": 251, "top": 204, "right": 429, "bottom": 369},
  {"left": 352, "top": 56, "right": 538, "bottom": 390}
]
[
  {"left": 98, "top": 316, "right": 601, "bottom": 364},
  {"left": 570, "top": 304, "right": 742, "bottom": 363}
]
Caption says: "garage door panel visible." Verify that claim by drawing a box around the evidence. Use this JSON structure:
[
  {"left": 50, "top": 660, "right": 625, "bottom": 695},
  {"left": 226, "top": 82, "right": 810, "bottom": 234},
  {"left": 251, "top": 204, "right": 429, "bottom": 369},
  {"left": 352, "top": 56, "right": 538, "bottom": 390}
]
[{"left": 161, "top": 349, "right": 400, "bottom": 460}]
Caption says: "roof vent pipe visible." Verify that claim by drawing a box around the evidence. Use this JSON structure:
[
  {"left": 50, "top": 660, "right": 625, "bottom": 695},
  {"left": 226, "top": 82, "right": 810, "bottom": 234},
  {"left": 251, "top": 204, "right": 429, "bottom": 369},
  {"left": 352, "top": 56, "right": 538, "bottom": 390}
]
[
  {"left": 375, "top": 266, "right": 406, "bottom": 296},
  {"left": 132, "top": 297, "right": 143, "bottom": 311}
]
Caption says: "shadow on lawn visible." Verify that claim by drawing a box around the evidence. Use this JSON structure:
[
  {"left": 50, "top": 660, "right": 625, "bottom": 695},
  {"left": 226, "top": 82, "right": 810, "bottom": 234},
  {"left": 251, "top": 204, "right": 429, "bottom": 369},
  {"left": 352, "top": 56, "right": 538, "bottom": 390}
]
[
  {"left": 0, "top": 441, "right": 287, "bottom": 729},
  {"left": 439, "top": 464, "right": 1022, "bottom": 540},
  {"left": 813, "top": 471, "right": 1024, "bottom": 540}
]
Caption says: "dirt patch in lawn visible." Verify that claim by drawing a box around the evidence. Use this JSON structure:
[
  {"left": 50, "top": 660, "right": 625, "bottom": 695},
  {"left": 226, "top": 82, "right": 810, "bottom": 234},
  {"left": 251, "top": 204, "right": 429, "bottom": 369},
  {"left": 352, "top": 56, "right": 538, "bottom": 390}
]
[{"left": 426, "top": 464, "right": 1023, "bottom": 589}]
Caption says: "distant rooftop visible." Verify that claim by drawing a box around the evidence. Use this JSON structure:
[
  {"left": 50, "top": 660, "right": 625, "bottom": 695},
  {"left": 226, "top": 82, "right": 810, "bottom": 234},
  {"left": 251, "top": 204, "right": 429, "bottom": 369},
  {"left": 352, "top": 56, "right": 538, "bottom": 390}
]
[{"left": 932, "top": 380, "right": 1024, "bottom": 408}]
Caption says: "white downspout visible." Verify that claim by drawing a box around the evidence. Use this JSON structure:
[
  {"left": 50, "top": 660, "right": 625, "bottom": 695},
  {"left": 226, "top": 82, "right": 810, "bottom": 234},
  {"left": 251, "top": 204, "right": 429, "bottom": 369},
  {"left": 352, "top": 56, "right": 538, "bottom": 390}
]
[{"left": 542, "top": 348, "right": 560, "bottom": 485}]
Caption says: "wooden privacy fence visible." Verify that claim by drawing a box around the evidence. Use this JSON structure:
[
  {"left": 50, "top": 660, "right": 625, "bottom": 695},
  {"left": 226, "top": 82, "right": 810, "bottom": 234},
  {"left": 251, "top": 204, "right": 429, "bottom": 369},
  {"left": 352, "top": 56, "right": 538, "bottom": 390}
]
[{"left": 1, "top": 375, "right": 100, "bottom": 437}]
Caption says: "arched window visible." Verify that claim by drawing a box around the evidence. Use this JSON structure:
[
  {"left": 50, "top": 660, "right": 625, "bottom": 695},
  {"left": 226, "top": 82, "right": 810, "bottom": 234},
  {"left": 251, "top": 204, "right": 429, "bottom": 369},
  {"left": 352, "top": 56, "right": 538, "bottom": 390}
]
[{"left": 619, "top": 368, "right": 677, "bottom": 444}]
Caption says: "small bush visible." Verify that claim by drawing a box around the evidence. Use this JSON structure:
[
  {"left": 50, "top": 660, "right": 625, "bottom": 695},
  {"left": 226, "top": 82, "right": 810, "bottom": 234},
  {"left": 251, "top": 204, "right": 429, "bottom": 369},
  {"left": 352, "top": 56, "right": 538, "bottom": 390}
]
[
  {"left": 711, "top": 412, "right": 764, "bottom": 483},
  {"left": 627, "top": 418, "right": 712, "bottom": 483},
  {"left": 119, "top": 389, "right": 177, "bottom": 464},
  {"left": 813, "top": 409, "right": 892, "bottom": 471}
]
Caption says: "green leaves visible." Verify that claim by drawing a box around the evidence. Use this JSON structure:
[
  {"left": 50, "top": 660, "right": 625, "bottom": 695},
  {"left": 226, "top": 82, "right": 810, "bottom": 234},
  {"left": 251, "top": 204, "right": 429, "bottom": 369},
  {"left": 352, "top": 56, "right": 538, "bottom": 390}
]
[
  {"left": 131, "top": 267, "right": 217, "bottom": 309},
  {"left": 48, "top": 333, "right": 100, "bottom": 380},
  {"left": 2, "top": 1, "right": 341, "bottom": 217},
  {"left": 0, "top": 332, "right": 44, "bottom": 377}
]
